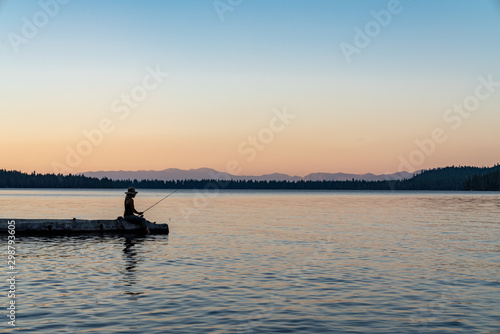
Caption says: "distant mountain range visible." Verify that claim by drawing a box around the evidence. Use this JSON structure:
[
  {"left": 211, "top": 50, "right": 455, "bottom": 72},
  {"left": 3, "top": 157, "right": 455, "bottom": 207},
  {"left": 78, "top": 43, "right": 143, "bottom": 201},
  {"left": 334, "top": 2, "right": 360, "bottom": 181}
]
[{"left": 81, "top": 168, "right": 414, "bottom": 182}]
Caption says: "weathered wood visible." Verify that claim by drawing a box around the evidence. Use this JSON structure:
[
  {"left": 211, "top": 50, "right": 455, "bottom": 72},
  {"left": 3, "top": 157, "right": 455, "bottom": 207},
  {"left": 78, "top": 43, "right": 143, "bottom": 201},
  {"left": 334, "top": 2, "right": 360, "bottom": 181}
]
[{"left": 0, "top": 217, "right": 169, "bottom": 235}]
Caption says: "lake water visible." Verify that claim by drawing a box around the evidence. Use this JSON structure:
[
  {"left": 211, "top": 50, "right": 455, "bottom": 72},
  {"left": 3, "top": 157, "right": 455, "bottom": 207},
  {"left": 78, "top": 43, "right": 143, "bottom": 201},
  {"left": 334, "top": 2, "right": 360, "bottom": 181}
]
[{"left": 1, "top": 189, "right": 499, "bottom": 333}]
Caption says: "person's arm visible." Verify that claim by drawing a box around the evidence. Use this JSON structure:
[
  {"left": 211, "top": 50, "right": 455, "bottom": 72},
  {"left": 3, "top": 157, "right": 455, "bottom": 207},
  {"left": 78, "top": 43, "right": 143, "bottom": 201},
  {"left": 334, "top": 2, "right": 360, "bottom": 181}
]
[{"left": 127, "top": 198, "right": 143, "bottom": 215}]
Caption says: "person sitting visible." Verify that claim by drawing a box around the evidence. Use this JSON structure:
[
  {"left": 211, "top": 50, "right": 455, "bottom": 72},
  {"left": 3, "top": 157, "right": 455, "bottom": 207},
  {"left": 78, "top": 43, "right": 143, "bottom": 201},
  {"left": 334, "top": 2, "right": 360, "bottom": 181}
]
[{"left": 123, "top": 187, "right": 151, "bottom": 235}]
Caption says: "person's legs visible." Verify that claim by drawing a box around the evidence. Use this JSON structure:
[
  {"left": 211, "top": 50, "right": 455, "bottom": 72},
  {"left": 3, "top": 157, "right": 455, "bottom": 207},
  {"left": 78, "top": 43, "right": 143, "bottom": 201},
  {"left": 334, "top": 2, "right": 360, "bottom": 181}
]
[{"left": 124, "top": 215, "right": 150, "bottom": 234}]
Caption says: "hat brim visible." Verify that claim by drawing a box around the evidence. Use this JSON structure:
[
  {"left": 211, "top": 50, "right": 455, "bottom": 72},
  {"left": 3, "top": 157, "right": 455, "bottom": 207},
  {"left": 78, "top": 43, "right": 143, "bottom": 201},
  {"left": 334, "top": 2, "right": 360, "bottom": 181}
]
[{"left": 125, "top": 191, "right": 138, "bottom": 195}]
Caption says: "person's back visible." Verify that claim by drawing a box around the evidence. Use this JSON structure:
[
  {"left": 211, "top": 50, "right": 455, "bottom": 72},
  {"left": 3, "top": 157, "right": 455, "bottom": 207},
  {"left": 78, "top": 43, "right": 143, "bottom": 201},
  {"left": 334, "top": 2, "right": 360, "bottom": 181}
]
[{"left": 124, "top": 196, "right": 134, "bottom": 216}]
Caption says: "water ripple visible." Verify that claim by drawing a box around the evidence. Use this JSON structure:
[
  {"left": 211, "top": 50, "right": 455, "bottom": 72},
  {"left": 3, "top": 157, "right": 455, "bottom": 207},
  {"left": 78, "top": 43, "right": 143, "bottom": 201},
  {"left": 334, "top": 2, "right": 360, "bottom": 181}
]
[{"left": 2, "top": 190, "right": 499, "bottom": 333}]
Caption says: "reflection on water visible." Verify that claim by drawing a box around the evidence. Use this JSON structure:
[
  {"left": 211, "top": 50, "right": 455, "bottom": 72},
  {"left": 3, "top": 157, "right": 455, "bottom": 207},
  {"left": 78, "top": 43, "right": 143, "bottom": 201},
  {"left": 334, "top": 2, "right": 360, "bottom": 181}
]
[
  {"left": 122, "top": 236, "right": 140, "bottom": 287},
  {"left": 3, "top": 190, "right": 500, "bottom": 333}
]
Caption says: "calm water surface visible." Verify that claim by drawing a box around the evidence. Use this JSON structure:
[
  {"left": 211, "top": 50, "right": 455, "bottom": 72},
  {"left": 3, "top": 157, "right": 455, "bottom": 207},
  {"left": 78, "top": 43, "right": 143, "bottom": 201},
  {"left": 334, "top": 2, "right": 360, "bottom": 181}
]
[{"left": 1, "top": 189, "right": 499, "bottom": 333}]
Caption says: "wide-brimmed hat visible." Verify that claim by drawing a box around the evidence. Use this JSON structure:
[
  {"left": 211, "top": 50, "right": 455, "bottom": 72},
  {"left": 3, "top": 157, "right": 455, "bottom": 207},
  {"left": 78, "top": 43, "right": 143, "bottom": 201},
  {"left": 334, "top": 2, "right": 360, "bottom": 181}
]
[{"left": 125, "top": 187, "right": 138, "bottom": 195}]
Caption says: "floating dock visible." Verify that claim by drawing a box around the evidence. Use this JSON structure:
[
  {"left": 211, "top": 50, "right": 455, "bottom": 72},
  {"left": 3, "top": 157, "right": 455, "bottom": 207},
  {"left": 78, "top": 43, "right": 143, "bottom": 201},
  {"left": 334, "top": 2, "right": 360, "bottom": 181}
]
[{"left": 0, "top": 217, "right": 169, "bottom": 235}]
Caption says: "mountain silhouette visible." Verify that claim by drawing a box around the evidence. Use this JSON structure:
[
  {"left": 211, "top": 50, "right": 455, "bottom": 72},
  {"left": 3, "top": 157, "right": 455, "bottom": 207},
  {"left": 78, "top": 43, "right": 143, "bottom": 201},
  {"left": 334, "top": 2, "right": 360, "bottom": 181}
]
[{"left": 81, "top": 168, "right": 413, "bottom": 182}]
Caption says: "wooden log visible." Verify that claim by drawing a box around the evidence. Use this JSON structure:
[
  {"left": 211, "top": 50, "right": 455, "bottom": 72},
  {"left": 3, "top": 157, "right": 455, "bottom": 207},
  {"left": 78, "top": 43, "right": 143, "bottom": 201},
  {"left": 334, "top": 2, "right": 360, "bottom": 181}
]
[{"left": 0, "top": 217, "right": 169, "bottom": 235}]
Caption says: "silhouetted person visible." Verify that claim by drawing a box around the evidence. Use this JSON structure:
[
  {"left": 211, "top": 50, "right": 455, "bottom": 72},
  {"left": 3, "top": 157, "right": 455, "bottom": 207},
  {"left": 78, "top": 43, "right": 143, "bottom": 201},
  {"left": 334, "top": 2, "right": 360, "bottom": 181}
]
[{"left": 124, "top": 187, "right": 151, "bottom": 235}]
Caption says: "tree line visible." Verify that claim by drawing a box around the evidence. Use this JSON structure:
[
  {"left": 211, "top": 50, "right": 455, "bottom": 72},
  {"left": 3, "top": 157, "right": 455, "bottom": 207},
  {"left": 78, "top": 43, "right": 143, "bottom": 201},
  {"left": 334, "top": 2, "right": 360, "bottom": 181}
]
[{"left": 0, "top": 165, "right": 499, "bottom": 190}]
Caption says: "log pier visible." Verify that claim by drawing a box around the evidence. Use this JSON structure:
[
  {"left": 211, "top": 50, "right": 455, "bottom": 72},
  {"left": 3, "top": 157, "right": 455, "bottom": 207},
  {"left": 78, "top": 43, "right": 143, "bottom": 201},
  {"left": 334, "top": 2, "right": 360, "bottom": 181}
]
[{"left": 0, "top": 217, "right": 169, "bottom": 235}]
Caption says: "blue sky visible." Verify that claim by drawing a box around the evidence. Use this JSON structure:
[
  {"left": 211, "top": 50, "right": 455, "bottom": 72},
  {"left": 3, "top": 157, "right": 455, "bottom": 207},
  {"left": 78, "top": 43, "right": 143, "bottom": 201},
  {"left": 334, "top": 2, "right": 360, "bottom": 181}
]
[{"left": 1, "top": 0, "right": 500, "bottom": 175}]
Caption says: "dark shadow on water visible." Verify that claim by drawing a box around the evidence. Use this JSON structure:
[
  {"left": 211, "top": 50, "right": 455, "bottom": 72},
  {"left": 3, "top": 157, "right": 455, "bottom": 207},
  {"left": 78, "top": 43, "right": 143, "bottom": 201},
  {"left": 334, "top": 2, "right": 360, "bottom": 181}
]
[
  {"left": 121, "top": 235, "right": 143, "bottom": 289},
  {"left": 120, "top": 234, "right": 169, "bottom": 299}
]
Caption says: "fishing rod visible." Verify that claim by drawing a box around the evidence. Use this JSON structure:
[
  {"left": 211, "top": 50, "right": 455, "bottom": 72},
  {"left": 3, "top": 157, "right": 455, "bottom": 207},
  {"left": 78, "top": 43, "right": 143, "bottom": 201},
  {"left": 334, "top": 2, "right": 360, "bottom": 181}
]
[{"left": 141, "top": 188, "right": 181, "bottom": 215}]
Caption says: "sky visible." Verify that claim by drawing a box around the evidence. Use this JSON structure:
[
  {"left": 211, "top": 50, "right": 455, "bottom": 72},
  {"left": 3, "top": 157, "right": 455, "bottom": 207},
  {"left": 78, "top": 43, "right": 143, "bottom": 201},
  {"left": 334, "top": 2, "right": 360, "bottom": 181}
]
[{"left": 1, "top": 0, "right": 500, "bottom": 176}]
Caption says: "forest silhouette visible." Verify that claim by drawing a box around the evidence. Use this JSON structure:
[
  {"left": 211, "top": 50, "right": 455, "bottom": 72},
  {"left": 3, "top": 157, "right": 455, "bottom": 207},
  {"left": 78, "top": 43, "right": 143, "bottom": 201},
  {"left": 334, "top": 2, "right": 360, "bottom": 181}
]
[{"left": 1, "top": 165, "right": 499, "bottom": 191}]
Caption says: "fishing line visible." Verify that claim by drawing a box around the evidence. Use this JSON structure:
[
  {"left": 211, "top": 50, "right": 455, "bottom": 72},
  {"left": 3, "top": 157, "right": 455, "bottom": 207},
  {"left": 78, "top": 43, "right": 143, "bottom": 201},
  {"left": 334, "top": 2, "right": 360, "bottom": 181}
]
[{"left": 141, "top": 188, "right": 181, "bottom": 215}]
